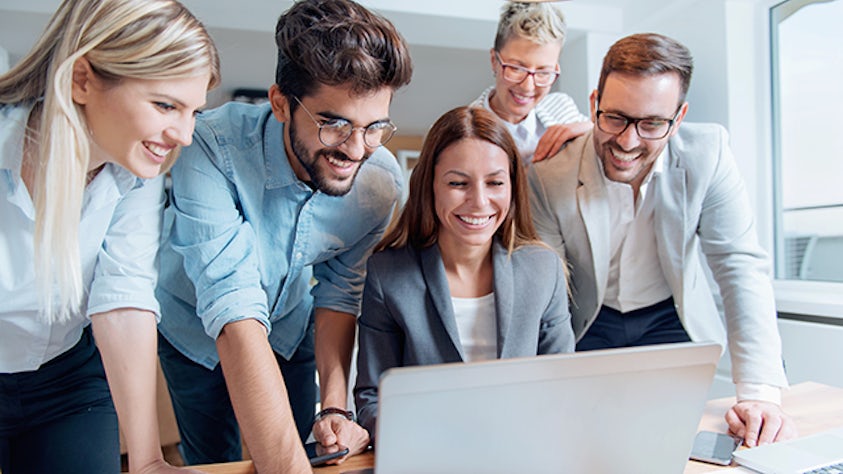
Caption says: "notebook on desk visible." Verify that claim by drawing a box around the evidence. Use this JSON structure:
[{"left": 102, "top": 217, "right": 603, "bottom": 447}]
[
  {"left": 732, "top": 427, "right": 843, "bottom": 474},
  {"left": 373, "top": 341, "right": 722, "bottom": 474}
]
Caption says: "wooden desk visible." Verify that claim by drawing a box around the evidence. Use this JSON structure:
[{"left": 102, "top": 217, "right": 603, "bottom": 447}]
[
  {"left": 684, "top": 381, "right": 843, "bottom": 473},
  {"left": 192, "top": 382, "right": 843, "bottom": 474}
]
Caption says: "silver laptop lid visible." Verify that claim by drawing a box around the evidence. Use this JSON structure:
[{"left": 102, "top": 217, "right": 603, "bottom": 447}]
[
  {"left": 374, "top": 341, "right": 721, "bottom": 474},
  {"left": 732, "top": 427, "right": 843, "bottom": 474}
]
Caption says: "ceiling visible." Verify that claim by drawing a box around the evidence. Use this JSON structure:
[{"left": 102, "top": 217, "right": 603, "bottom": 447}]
[{"left": 0, "top": 0, "right": 679, "bottom": 135}]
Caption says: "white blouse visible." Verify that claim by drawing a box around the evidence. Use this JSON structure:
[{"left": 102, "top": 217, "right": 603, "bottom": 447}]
[
  {"left": 450, "top": 292, "right": 497, "bottom": 362},
  {"left": 0, "top": 103, "right": 164, "bottom": 372}
]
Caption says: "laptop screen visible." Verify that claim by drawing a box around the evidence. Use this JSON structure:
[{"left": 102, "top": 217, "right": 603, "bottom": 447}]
[{"left": 374, "top": 342, "right": 721, "bottom": 474}]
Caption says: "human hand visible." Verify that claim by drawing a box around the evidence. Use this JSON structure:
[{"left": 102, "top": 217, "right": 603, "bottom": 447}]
[
  {"left": 725, "top": 400, "right": 798, "bottom": 447},
  {"left": 131, "top": 458, "right": 208, "bottom": 474},
  {"left": 532, "top": 120, "right": 593, "bottom": 162},
  {"left": 311, "top": 416, "right": 371, "bottom": 464}
]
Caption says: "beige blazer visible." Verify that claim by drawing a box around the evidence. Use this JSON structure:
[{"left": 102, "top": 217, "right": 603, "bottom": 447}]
[{"left": 529, "top": 123, "right": 787, "bottom": 389}]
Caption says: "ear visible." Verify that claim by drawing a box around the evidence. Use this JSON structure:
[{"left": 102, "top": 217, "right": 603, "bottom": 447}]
[
  {"left": 668, "top": 102, "right": 689, "bottom": 138},
  {"left": 589, "top": 89, "right": 599, "bottom": 122},
  {"left": 269, "top": 84, "right": 291, "bottom": 123},
  {"left": 489, "top": 48, "right": 497, "bottom": 75},
  {"left": 71, "top": 57, "right": 95, "bottom": 105}
]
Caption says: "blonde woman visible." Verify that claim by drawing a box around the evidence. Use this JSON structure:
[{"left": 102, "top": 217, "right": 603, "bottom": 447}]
[
  {"left": 471, "top": 2, "right": 592, "bottom": 163},
  {"left": 0, "top": 0, "right": 219, "bottom": 472},
  {"left": 354, "top": 106, "right": 575, "bottom": 440}
]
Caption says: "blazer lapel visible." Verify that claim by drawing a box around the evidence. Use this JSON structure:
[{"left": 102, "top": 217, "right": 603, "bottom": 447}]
[
  {"left": 490, "top": 241, "right": 515, "bottom": 358},
  {"left": 655, "top": 146, "right": 686, "bottom": 289},
  {"left": 420, "top": 244, "right": 466, "bottom": 360},
  {"left": 578, "top": 147, "right": 611, "bottom": 301}
]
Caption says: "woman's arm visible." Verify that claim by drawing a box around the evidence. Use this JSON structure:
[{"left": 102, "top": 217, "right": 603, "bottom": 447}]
[{"left": 91, "top": 308, "right": 206, "bottom": 474}]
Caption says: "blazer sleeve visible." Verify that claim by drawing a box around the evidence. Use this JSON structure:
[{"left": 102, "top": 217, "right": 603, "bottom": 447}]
[
  {"left": 537, "top": 253, "right": 575, "bottom": 355},
  {"left": 694, "top": 126, "right": 786, "bottom": 387},
  {"left": 354, "top": 253, "right": 405, "bottom": 441}
]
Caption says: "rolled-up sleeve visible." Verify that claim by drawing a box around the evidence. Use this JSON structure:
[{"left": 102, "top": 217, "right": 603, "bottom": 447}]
[
  {"left": 87, "top": 175, "right": 165, "bottom": 319},
  {"left": 168, "top": 133, "right": 270, "bottom": 339}
]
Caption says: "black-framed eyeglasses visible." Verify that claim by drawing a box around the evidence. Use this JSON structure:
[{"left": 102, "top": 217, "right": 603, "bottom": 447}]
[
  {"left": 494, "top": 52, "right": 560, "bottom": 87},
  {"left": 595, "top": 108, "right": 681, "bottom": 140},
  {"left": 294, "top": 96, "right": 397, "bottom": 148}
]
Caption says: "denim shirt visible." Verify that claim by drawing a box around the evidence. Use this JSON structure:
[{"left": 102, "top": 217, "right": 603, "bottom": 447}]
[
  {"left": 1, "top": 103, "right": 164, "bottom": 372},
  {"left": 156, "top": 102, "right": 402, "bottom": 369}
]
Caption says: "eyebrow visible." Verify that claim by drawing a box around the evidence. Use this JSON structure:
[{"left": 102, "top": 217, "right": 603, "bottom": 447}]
[
  {"left": 312, "top": 109, "right": 391, "bottom": 127},
  {"left": 443, "top": 169, "right": 508, "bottom": 179},
  {"left": 499, "top": 55, "right": 558, "bottom": 71},
  {"left": 603, "top": 110, "right": 674, "bottom": 121}
]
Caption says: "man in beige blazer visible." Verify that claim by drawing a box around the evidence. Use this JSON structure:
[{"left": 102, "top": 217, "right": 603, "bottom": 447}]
[{"left": 529, "top": 33, "right": 796, "bottom": 448}]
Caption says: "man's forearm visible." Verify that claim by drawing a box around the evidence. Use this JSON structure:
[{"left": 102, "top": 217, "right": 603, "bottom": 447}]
[
  {"left": 217, "top": 319, "right": 310, "bottom": 473},
  {"left": 314, "top": 309, "right": 357, "bottom": 409}
]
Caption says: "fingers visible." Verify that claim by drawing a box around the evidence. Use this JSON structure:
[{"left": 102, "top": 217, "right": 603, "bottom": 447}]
[
  {"left": 727, "top": 401, "right": 796, "bottom": 448},
  {"left": 533, "top": 127, "right": 572, "bottom": 162},
  {"left": 312, "top": 418, "right": 339, "bottom": 446},
  {"left": 725, "top": 406, "right": 747, "bottom": 440},
  {"left": 311, "top": 418, "right": 371, "bottom": 465}
]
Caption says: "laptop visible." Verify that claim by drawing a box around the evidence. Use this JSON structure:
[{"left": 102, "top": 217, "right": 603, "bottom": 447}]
[
  {"left": 732, "top": 427, "right": 843, "bottom": 474},
  {"left": 373, "top": 341, "right": 721, "bottom": 474}
]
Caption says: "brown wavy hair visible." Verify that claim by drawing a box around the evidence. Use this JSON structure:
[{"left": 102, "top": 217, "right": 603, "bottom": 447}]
[{"left": 376, "top": 106, "right": 540, "bottom": 254}]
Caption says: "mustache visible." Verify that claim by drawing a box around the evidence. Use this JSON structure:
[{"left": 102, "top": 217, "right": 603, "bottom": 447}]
[
  {"left": 606, "top": 140, "right": 645, "bottom": 155},
  {"left": 318, "top": 148, "right": 369, "bottom": 164}
]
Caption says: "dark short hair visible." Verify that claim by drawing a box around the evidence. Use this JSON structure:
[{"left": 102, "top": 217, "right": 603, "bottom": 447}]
[
  {"left": 597, "top": 33, "right": 694, "bottom": 106},
  {"left": 274, "top": 0, "right": 413, "bottom": 101},
  {"left": 376, "top": 106, "right": 539, "bottom": 253}
]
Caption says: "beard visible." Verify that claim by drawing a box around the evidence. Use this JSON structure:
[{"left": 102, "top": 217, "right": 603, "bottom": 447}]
[{"left": 288, "top": 119, "right": 369, "bottom": 197}]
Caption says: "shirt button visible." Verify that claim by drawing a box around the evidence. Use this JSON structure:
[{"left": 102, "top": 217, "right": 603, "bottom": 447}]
[{"left": 295, "top": 252, "right": 303, "bottom": 260}]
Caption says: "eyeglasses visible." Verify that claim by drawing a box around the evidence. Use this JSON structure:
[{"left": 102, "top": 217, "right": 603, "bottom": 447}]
[
  {"left": 294, "top": 96, "right": 397, "bottom": 148},
  {"left": 494, "top": 52, "right": 560, "bottom": 87},
  {"left": 595, "top": 109, "right": 681, "bottom": 140}
]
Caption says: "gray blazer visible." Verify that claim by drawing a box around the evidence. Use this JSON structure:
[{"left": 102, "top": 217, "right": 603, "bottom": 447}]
[
  {"left": 528, "top": 123, "right": 787, "bottom": 389},
  {"left": 354, "top": 239, "right": 574, "bottom": 438}
]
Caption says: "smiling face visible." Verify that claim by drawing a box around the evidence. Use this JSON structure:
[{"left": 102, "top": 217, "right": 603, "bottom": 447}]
[
  {"left": 73, "top": 67, "right": 210, "bottom": 178},
  {"left": 489, "top": 35, "right": 561, "bottom": 124},
  {"left": 590, "top": 71, "right": 688, "bottom": 193},
  {"left": 274, "top": 84, "right": 392, "bottom": 197},
  {"left": 434, "top": 138, "right": 512, "bottom": 256}
]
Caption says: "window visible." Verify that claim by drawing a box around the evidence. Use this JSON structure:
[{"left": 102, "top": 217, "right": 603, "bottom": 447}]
[{"left": 771, "top": 0, "right": 843, "bottom": 283}]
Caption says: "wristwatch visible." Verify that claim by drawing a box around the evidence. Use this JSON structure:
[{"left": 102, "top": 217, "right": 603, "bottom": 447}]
[{"left": 314, "top": 407, "right": 355, "bottom": 422}]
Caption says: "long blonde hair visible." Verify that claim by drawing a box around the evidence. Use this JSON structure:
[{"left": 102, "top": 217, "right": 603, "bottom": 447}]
[{"left": 0, "top": 0, "right": 220, "bottom": 323}]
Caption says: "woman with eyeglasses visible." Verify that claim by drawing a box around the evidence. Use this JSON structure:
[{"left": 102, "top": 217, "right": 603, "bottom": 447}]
[
  {"left": 354, "top": 106, "right": 575, "bottom": 441},
  {"left": 0, "top": 0, "right": 219, "bottom": 472},
  {"left": 471, "top": 2, "right": 592, "bottom": 163}
]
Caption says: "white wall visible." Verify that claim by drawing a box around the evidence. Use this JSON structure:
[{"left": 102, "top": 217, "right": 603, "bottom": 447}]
[{"left": 0, "top": 45, "right": 8, "bottom": 74}]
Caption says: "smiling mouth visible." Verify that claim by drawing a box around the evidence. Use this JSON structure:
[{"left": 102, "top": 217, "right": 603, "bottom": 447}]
[
  {"left": 458, "top": 215, "right": 494, "bottom": 226},
  {"left": 326, "top": 154, "right": 357, "bottom": 169},
  {"left": 611, "top": 148, "right": 641, "bottom": 163},
  {"left": 143, "top": 142, "right": 171, "bottom": 158},
  {"left": 510, "top": 90, "right": 535, "bottom": 105}
]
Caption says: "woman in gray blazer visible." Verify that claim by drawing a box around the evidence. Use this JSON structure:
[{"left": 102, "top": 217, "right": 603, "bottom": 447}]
[{"left": 354, "top": 106, "right": 575, "bottom": 441}]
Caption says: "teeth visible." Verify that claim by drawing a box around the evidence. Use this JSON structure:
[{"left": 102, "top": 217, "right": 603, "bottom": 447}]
[
  {"left": 144, "top": 142, "right": 170, "bottom": 157},
  {"left": 511, "top": 91, "right": 534, "bottom": 103},
  {"left": 327, "top": 156, "right": 354, "bottom": 169},
  {"left": 458, "top": 215, "right": 492, "bottom": 225},
  {"left": 612, "top": 149, "right": 639, "bottom": 162}
]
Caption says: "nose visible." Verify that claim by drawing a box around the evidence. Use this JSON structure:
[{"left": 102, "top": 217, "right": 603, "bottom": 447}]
[
  {"left": 468, "top": 184, "right": 490, "bottom": 207},
  {"left": 614, "top": 122, "right": 641, "bottom": 151},
  {"left": 518, "top": 73, "right": 537, "bottom": 90},
  {"left": 339, "top": 128, "right": 367, "bottom": 162},
  {"left": 167, "top": 114, "right": 194, "bottom": 147}
]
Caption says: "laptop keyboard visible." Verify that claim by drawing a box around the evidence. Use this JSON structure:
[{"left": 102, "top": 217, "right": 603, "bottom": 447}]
[{"left": 805, "top": 462, "right": 843, "bottom": 474}]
